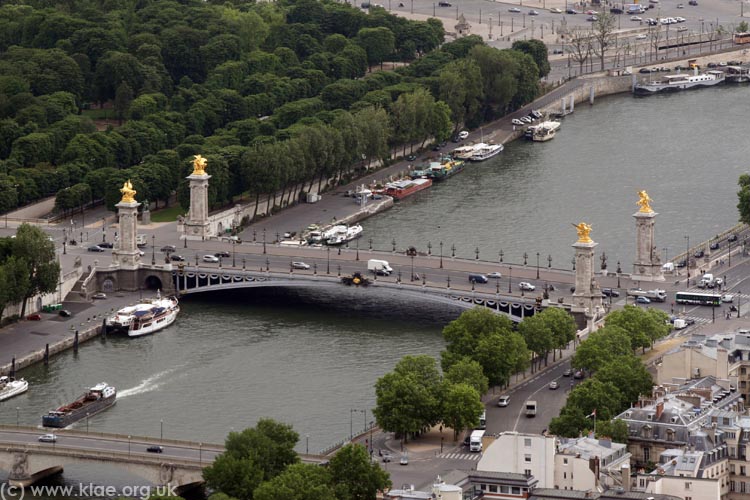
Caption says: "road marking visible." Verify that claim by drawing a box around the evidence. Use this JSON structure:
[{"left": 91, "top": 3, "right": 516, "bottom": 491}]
[
  {"left": 512, "top": 377, "right": 554, "bottom": 432},
  {"left": 438, "top": 452, "right": 481, "bottom": 461}
]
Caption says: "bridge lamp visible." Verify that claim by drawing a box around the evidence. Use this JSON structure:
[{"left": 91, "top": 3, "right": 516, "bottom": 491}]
[
  {"left": 440, "top": 241, "right": 444, "bottom": 269},
  {"left": 242, "top": 257, "right": 246, "bottom": 270},
  {"left": 199, "top": 443, "right": 202, "bottom": 465},
  {"left": 369, "top": 238, "right": 372, "bottom": 251},
  {"left": 86, "top": 412, "right": 90, "bottom": 433},
  {"left": 326, "top": 246, "right": 330, "bottom": 275},
  {"left": 232, "top": 241, "right": 236, "bottom": 267},
  {"left": 128, "top": 435, "right": 131, "bottom": 456},
  {"left": 475, "top": 247, "right": 480, "bottom": 260},
  {"left": 306, "top": 434, "right": 309, "bottom": 454},
  {"left": 451, "top": 244, "right": 456, "bottom": 258},
  {"left": 263, "top": 228, "right": 267, "bottom": 255},
  {"left": 356, "top": 239, "right": 359, "bottom": 261},
  {"left": 410, "top": 254, "right": 415, "bottom": 282},
  {"left": 548, "top": 254, "right": 552, "bottom": 268},
  {"left": 499, "top": 249, "right": 504, "bottom": 263},
  {"left": 508, "top": 267, "right": 513, "bottom": 293},
  {"left": 16, "top": 407, "right": 19, "bottom": 426},
  {"left": 102, "top": 217, "right": 106, "bottom": 243},
  {"left": 536, "top": 252, "right": 540, "bottom": 279},
  {"left": 151, "top": 235, "right": 155, "bottom": 265},
  {"left": 160, "top": 419, "right": 163, "bottom": 441},
  {"left": 266, "top": 258, "right": 270, "bottom": 272},
  {"left": 523, "top": 252, "right": 528, "bottom": 266},
  {"left": 427, "top": 241, "right": 432, "bottom": 256}
]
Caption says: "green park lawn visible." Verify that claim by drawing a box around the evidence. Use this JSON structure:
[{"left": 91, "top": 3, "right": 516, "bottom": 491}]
[{"left": 150, "top": 206, "right": 184, "bottom": 223}]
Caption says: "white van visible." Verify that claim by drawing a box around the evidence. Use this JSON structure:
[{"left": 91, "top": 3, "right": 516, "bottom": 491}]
[
  {"left": 479, "top": 410, "right": 486, "bottom": 429},
  {"left": 662, "top": 262, "right": 674, "bottom": 272},
  {"left": 136, "top": 234, "right": 147, "bottom": 247},
  {"left": 701, "top": 273, "right": 714, "bottom": 287}
]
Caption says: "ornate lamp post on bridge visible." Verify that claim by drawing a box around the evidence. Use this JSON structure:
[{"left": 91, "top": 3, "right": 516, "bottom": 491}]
[
  {"left": 440, "top": 241, "right": 444, "bottom": 269},
  {"left": 685, "top": 235, "right": 690, "bottom": 287},
  {"left": 508, "top": 266, "right": 513, "bottom": 293},
  {"left": 410, "top": 253, "right": 415, "bottom": 282},
  {"left": 263, "top": 228, "right": 267, "bottom": 254},
  {"left": 327, "top": 246, "right": 331, "bottom": 274},
  {"left": 232, "top": 240, "right": 236, "bottom": 267},
  {"left": 548, "top": 254, "right": 552, "bottom": 268},
  {"left": 151, "top": 235, "right": 155, "bottom": 265},
  {"left": 523, "top": 252, "right": 528, "bottom": 266},
  {"left": 499, "top": 250, "right": 504, "bottom": 263},
  {"left": 536, "top": 252, "right": 540, "bottom": 279},
  {"left": 427, "top": 241, "right": 432, "bottom": 256}
]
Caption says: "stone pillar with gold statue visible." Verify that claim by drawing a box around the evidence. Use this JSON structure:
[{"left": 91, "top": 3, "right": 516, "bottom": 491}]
[
  {"left": 571, "top": 222, "right": 604, "bottom": 326},
  {"left": 632, "top": 190, "right": 664, "bottom": 282},
  {"left": 184, "top": 154, "right": 212, "bottom": 240},
  {"left": 111, "top": 180, "right": 142, "bottom": 269}
]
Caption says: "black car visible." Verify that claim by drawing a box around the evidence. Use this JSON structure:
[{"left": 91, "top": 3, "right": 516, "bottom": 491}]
[
  {"left": 710, "top": 241, "right": 720, "bottom": 250},
  {"left": 170, "top": 254, "right": 185, "bottom": 262},
  {"left": 59, "top": 309, "right": 72, "bottom": 317},
  {"left": 463, "top": 435, "right": 471, "bottom": 447},
  {"left": 147, "top": 445, "right": 163, "bottom": 453},
  {"left": 161, "top": 245, "right": 176, "bottom": 252},
  {"left": 87, "top": 245, "right": 105, "bottom": 252},
  {"left": 728, "top": 234, "right": 738, "bottom": 242},
  {"left": 98, "top": 241, "right": 114, "bottom": 248},
  {"left": 215, "top": 251, "right": 231, "bottom": 258},
  {"left": 610, "top": 7, "right": 623, "bottom": 13},
  {"left": 407, "top": 154, "right": 417, "bottom": 161},
  {"left": 438, "top": 1, "right": 451, "bottom": 6},
  {"left": 694, "top": 249, "right": 705, "bottom": 258},
  {"left": 566, "top": 8, "right": 578, "bottom": 13},
  {"left": 602, "top": 288, "right": 620, "bottom": 297},
  {"left": 676, "top": 259, "right": 687, "bottom": 268}
]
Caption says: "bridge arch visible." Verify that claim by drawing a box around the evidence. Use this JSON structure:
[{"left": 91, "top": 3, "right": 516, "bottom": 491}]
[{"left": 144, "top": 275, "right": 164, "bottom": 290}]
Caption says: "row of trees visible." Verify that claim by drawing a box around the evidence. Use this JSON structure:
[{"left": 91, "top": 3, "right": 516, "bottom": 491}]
[
  {"left": 203, "top": 418, "right": 390, "bottom": 500},
  {"left": 374, "top": 306, "right": 577, "bottom": 441},
  {"left": 0, "top": 0, "right": 549, "bottom": 218},
  {"left": 0, "top": 224, "right": 60, "bottom": 321},
  {"left": 549, "top": 305, "right": 670, "bottom": 439}
]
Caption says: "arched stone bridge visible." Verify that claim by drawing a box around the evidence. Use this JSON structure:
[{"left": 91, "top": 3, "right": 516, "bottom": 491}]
[{"left": 172, "top": 267, "right": 541, "bottom": 322}]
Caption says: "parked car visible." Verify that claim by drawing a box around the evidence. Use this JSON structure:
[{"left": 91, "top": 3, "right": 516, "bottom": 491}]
[
  {"left": 202, "top": 255, "right": 220, "bottom": 263},
  {"left": 585, "top": 9, "right": 598, "bottom": 14},
  {"left": 636, "top": 296, "right": 651, "bottom": 304},
  {"left": 729, "top": 234, "right": 738, "bottom": 242},
  {"left": 147, "top": 445, "right": 164, "bottom": 453},
  {"left": 610, "top": 7, "right": 623, "bottom": 13},
  {"left": 407, "top": 154, "right": 417, "bottom": 161},
  {"left": 92, "top": 292, "right": 107, "bottom": 299},
  {"left": 512, "top": 118, "right": 524, "bottom": 126},
  {"left": 602, "top": 288, "right": 620, "bottom": 297},
  {"left": 458, "top": 130, "right": 469, "bottom": 140},
  {"left": 549, "top": 381, "right": 559, "bottom": 390},
  {"left": 688, "top": 0, "right": 697, "bottom": 4},
  {"left": 563, "top": 368, "right": 573, "bottom": 377},
  {"left": 498, "top": 395, "right": 510, "bottom": 407},
  {"left": 631, "top": 15, "right": 642, "bottom": 21},
  {"left": 98, "top": 241, "right": 114, "bottom": 248},
  {"left": 528, "top": 9, "right": 539, "bottom": 15},
  {"left": 710, "top": 241, "right": 720, "bottom": 250},
  {"left": 694, "top": 249, "right": 705, "bottom": 258},
  {"left": 552, "top": 48, "right": 564, "bottom": 54},
  {"left": 27, "top": 313, "right": 42, "bottom": 321},
  {"left": 566, "top": 8, "right": 578, "bottom": 14},
  {"left": 59, "top": 309, "right": 72, "bottom": 317},
  {"left": 292, "top": 261, "right": 311, "bottom": 270},
  {"left": 170, "top": 254, "right": 185, "bottom": 262},
  {"left": 574, "top": 370, "right": 584, "bottom": 379},
  {"left": 38, "top": 433, "right": 57, "bottom": 443},
  {"left": 437, "top": 1, "right": 451, "bottom": 5},
  {"left": 487, "top": 272, "right": 502, "bottom": 279},
  {"left": 586, "top": 15, "right": 598, "bottom": 21},
  {"left": 88, "top": 245, "right": 106, "bottom": 252},
  {"left": 215, "top": 251, "right": 231, "bottom": 258},
  {"left": 160, "top": 245, "right": 176, "bottom": 252},
  {"left": 550, "top": 7, "right": 562, "bottom": 13},
  {"left": 509, "top": 7, "right": 521, "bottom": 12},
  {"left": 728, "top": 60, "right": 742, "bottom": 66},
  {"left": 519, "top": 282, "right": 536, "bottom": 291}
]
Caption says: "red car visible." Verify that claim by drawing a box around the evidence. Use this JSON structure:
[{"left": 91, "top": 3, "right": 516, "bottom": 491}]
[{"left": 27, "top": 313, "right": 42, "bottom": 321}]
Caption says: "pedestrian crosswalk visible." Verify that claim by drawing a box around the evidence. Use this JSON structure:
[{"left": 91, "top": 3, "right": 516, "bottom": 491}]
[{"left": 438, "top": 451, "right": 481, "bottom": 461}]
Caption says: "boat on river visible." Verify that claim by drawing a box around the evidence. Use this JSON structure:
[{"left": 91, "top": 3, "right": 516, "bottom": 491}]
[
  {"left": 325, "top": 224, "right": 363, "bottom": 245},
  {"left": 725, "top": 66, "right": 750, "bottom": 83},
  {"left": 633, "top": 70, "right": 725, "bottom": 95},
  {"left": 525, "top": 121, "right": 562, "bottom": 142},
  {"left": 107, "top": 294, "right": 179, "bottom": 337},
  {"left": 0, "top": 376, "right": 28, "bottom": 401},
  {"left": 42, "top": 382, "right": 116, "bottom": 428},
  {"left": 409, "top": 157, "right": 465, "bottom": 181},
  {"left": 383, "top": 178, "right": 432, "bottom": 200},
  {"left": 452, "top": 145, "right": 479, "bottom": 160},
  {"left": 469, "top": 143, "right": 504, "bottom": 161}
]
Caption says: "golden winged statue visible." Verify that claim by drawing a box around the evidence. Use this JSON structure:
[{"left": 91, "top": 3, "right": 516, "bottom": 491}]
[
  {"left": 572, "top": 222, "right": 593, "bottom": 243},
  {"left": 637, "top": 190, "right": 653, "bottom": 213},
  {"left": 192, "top": 154, "right": 208, "bottom": 176},
  {"left": 120, "top": 179, "right": 136, "bottom": 203}
]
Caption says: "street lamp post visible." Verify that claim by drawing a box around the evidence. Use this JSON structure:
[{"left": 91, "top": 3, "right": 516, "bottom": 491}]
[
  {"left": 327, "top": 246, "right": 331, "bottom": 274},
  {"left": 199, "top": 443, "right": 202, "bottom": 465},
  {"left": 356, "top": 238, "right": 360, "bottom": 261},
  {"left": 536, "top": 252, "right": 540, "bottom": 279},
  {"left": 523, "top": 252, "right": 528, "bottom": 266},
  {"left": 151, "top": 235, "right": 155, "bottom": 265},
  {"left": 263, "top": 228, "right": 267, "bottom": 254},
  {"left": 232, "top": 241, "right": 236, "bottom": 267},
  {"left": 306, "top": 434, "right": 309, "bottom": 454},
  {"left": 101, "top": 217, "right": 106, "bottom": 243},
  {"left": 451, "top": 244, "right": 456, "bottom": 258},
  {"left": 160, "top": 419, "right": 163, "bottom": 441},
  {"left": 548, "top": 254, "right": 552, "bottom": 268},
  {"left": 16, "top": 407, "right": 19, "bottom": 426},
  {"left": 128, "top": 435, "right": 131, "bottom": 456},
  {"left": 729, "top": 237, "right": 733, "bottom": 267},
  {"left": 439, "top": 241, "right": 444, "bottom": 269},
  {"left": 617, "top": 261, "right": 622, "bottom": 289},
  {"left": 410, "top": 254, "right": 415, "bottom": 282},
  {"left": 738, "top": 291, "right": 742, "bottom": 318},
  {"left": 427, "top": 241, "right": 432, "bottom": 256},
  {"left": 86, "top": 412, "right": 90, "bottom": 433},
  {"left": 572, "top": 257, "right": 576, "bottom": 271},
  {"left": 508, "top": 266, "right": 513, "bottom": 293}
]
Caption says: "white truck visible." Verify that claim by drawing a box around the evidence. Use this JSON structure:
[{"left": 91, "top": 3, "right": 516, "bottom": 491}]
[
  {"left": 367, "top": 259, "right": 393, "bottom": 276},
  {"left": 525, "top": 400, "right": 537, "bottom": 417},
  {"left": 469, "top": 429, "right": 485, "bottom": 452},
  {"left": 627, "top": 288, "right": 667, "bottom": 302},
  {"left": 136, "top": 234, "right": 147, "bottom": 248}
]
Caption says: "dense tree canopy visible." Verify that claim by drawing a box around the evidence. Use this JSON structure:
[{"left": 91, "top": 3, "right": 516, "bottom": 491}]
[{"left": 0, "top": 0, "right": 548, "bottom": 217}]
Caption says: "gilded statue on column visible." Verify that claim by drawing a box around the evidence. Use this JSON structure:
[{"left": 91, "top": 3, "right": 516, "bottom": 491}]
[
  {"left": 120, "top": 180, "right": 136, "bottom": 203},
  {"left": 572, "top": 222, "right": 593, "bottom": 243},
  {"left": 637, "top": 190, "right": 654, "bottom": 213},
  {"left": 192, "top": 154, "right": 208, "bottom": 176}
]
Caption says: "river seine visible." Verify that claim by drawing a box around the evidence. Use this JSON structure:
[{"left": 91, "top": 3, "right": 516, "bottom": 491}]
[{"left": 2, "top": 84, "right": 750, "bottom": 488}]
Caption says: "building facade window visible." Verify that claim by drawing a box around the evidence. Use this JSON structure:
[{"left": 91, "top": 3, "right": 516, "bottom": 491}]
[
  {"left": 525, "top": 454, "right": 532, "bottom": 463},
  {"left": 525, "top": 438, "right": 532, "bottom": 447},
  {"left": 644, "top": 447, "right": 650, "bottom": 462}
]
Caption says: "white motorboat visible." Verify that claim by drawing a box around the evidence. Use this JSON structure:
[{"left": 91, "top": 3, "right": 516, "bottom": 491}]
[
  {"left": 452, "top": 145, "right": 478, "bottom": 160},
  {"left": 326, "top": 224, "right": 364, "bottom": 245},
  {"left": 525, "top": 121, "right": 561, "bottom": 142},
  {"left": 0, "top": 376, "right": 28, "bottom": 401},
  {"left": 107, "top": 293, "right": 180, "bottom": 337},
  {"left": 469, "top": 143, "right": 504, "bottom": 161}
]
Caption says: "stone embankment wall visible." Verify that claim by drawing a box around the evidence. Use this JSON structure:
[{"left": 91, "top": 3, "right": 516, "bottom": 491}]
[{"left": 1, "top": 266, "right": 83, "bottom": 322}]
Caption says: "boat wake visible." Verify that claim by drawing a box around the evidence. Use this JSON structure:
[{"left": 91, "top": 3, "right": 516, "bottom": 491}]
[{"left": 118, "top": 367, "right": 182, "bottom": 398}]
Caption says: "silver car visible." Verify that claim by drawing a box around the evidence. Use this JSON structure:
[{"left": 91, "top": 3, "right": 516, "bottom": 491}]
[{"left": 292, "top": 262, "right": 310, "bottom": 270}]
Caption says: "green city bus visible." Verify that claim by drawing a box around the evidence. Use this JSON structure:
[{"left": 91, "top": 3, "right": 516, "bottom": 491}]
[{"left": 675, "top": 291, "right": 721, "bottom": 306}]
